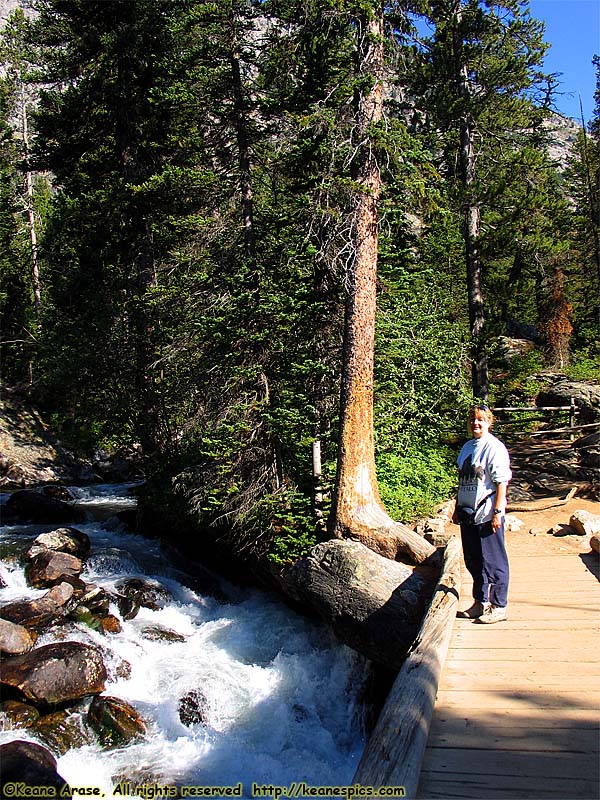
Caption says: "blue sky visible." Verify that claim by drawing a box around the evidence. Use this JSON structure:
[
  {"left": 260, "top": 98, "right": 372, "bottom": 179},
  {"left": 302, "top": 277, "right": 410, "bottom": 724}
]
[{"left": 529, "top": 0, "right": 599, "bottom": 122}]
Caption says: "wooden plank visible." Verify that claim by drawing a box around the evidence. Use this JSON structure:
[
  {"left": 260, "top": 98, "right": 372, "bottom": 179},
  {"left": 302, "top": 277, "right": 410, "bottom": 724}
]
[
  {"left": 443, "top": 660, "right": 600, "bottom": 677},
  {"left": 419, "top": 748, "right": 599, "bottom": 781},
  {"left": 426, "top": 721, "right": 600, "bottom": 751},
  {"left": 417, "top": 773, "right": 597, "bottom": 799},
  {"left": 446, "top": 648, "right": 599, "bottom": 661},
  {"left": 440, "top": 674, "right": 600, "bottom": 691},
  {"left": 433, "top": 689, "right": 600, "bottom": 710},
  {"left": 429, "top": 707, "right": 600, "bottom": 727}
]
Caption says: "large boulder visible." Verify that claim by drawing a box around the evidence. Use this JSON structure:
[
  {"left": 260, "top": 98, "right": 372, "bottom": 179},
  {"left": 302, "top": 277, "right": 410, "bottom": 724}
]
[
  {"left": 275, "top": 539, "right": 434, "bottom": 669},
  {"left": 27, "top": 527, "right": 91, "bottom": 560},
  {"left": 536, "top": 377, "right": 600, "bottom": 423},
  {"left": 0, "top": 740, "right": 71, "bottom": 797},
  {"left": 4, "top": 489, "right": 86, "bottom": 523},
  {"left": 25, "top": 550, "right": 83, "bottom": 588},
  {"left": 1, "top": 641, "right": 107, "bottom": 705},
  {"left": 1, "top": 581, "right": 75, "bottom": 630},
  {"left": 0, "top": 617, "right": 36, "bottom": 655}
]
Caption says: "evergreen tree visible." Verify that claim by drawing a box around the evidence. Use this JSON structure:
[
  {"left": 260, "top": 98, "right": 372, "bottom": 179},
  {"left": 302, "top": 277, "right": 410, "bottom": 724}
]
[{"left": 411, "top": 0, "right": 549, "bottom": 399}]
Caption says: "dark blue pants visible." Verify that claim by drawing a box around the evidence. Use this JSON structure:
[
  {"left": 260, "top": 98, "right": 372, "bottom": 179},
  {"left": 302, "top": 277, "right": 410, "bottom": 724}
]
[{"left": 460, "top": 520, "right": 510, "bottom": 608}]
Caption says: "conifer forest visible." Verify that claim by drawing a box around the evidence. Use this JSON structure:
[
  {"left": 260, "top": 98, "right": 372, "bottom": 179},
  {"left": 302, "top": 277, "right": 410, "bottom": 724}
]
[{"left": 1, "top": 0, "right": 599, "bottom": 567}]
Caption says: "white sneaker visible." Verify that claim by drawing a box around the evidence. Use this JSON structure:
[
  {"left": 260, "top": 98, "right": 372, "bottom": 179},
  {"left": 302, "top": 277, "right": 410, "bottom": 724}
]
[
  {"left": 457, "top": 601, "right": 490, "bottom": 619},
  {"left": 476, "top": 604, "right": 508, "bottom": 624}
]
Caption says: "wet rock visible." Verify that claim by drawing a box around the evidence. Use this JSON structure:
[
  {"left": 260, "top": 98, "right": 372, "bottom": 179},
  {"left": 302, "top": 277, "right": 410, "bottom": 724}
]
[
  {"left": 98, "top": 614, "right": 122, "bottom": 634},
  {"left": 114, "top": 593, "right": 140, "bottom": 620},
  {"left": 141, "top": 625, "right": 186, "bottom": 643},
  {"left": 39, "top": 485, "right": 75, "bottom": 501},
  {"left": 33, "top": 709, "right": 97, "bottom": 755},
  {"left": 178, "top": 689, "right": 210, "bottom": 727},
  {"left": 0, "top": 617, "right": 36, "bottom": 655},
  {"left": 569, "top": 510, "right": 600, "bottom": 537},
  {"left": 4, "top": 489, "right": 85, "bottom": 523},
  {"left": 0, "top": 699, "right": 40, "bottom": 729},
  {"left": 0, "top": 740, "right": 71, "bottom": 797},
  {"left": 1, "top": 581, "right": 75, "bottom": 630},
  {"left": 1, "top": 641, "right": 107, "bottom": 705},
  {"left": 25, "top": 550, "right": 83, "bottom": 588},
  {"left": 114, "top": 577, "right": 172, "bottom": 610},
  {"left": 68, "top": 607, "right": 105, "bottom": 633},
  {"left": 27, "top": 527, "right": 91, "bottom": 560},
  {"left": 74, "top": 584, "right": 111, "bottom": 616},
  {"left": 87, "top": 695, "right": 146, "bottom": 748}
]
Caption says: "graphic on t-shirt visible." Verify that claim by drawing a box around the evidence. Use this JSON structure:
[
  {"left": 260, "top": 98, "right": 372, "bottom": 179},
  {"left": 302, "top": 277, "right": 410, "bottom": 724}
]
[{"left": 459, "top": 454, "right": 484, "bottom": 485}]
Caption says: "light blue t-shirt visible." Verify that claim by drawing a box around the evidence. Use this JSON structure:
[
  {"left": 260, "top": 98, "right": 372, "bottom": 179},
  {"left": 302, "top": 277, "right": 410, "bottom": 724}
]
[{"left": 457, "top": 432, "right": 512, "bottom": 524}]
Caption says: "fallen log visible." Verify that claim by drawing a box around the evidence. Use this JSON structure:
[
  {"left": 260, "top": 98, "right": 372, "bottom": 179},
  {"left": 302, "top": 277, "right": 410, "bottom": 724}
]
[
  {"left": 507, "top": 486, "right": 577, "bottom": 512},
  {"left": 272, "top": 538, "right": 438, "bottom": 669},
  {"left": 352, "top": 536, "right": 461, "bottom": 798}
]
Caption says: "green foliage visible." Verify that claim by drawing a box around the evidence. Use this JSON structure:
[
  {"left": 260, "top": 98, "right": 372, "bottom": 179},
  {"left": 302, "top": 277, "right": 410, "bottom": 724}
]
[
  {"left": 377, "top": 444, "right": 457, "bottom": 523},
  {"left": 494, "top": 349, "right": 547, "bottom": 404},
  {"left": 2, "top": 0, "right": 597, "bottom": 570}
]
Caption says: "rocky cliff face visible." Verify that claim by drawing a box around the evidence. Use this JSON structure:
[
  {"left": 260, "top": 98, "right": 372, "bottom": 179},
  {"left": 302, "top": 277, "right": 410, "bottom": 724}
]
[{"left": 544, "top": 112, "right": 581, "bottom": 172}]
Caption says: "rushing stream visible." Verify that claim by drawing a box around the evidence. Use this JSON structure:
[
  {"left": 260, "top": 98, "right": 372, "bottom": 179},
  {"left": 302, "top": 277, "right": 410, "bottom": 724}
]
[{"left": 0, "top": 483, "right": 369, "bottom": 797}]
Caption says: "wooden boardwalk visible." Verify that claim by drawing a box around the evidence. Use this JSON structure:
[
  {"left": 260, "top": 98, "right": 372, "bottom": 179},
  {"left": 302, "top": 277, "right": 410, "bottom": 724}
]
[{"left": 416, "top": 540, "right": 600, "bottom": 800}]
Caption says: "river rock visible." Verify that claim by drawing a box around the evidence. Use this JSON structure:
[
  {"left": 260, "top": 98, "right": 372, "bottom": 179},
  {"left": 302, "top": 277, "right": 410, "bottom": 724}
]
[
  {"left": 33, "top": 709, "right": 97, "bottom": 755},
  {"left": 1, "top": 641, "right": 107, "bottom": 705},
  {"left": 114, "top": 577, "right": 172, "bottom": 610},
  {"left": 0, "top": 699, "right": 40, "bottom": 729},
  {"left": 1, "top": 581, "right": 75, "bottom": 630},
  {"left": 75, "top": 584, "right": 111, "bottom": 616},
  {"left": 569, "top": 510, "right": 600, "bottom": 537},
  {"left": 276, "top": 539, "right": 433, "bottom": 669},
  {"left": 0, "top": 740, "right": 71, "bottom": 797},
  {"left": 0, "top": 617, "right": 36, "bottom": 655},
  {"left": 25, "top": 550, "right": 83, "bottom": 588},
  {"left": 39, "top": 484, "right": 75, "bottom": 501},
  {"left": 178, "top": 689, "right": 210, "bottom": 726},
  {"left": 98, "top": 614, "right": 122, "bottom": 634},
  {"left": 87, "top": 695, "right": 146, "bottom": 748},
  {"left": 4, "top": 489, "right": 85, "bottom": 523},
  {"left": 27, "top": 527, "right": 91, "bottom": 560},
  {"left": 141, "top": 625, "right": 186, "bottom": 643}
]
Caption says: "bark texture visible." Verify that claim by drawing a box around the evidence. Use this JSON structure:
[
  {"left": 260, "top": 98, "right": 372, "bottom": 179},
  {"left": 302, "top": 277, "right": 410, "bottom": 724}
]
[{"left": 329, "top": 9, "right": 436, "bottom": 566}]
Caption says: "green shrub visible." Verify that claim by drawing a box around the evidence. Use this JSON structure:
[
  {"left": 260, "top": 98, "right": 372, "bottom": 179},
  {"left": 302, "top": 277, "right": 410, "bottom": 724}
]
[{"left": 376, "top": 443, "right": 457, "bottom": 524}]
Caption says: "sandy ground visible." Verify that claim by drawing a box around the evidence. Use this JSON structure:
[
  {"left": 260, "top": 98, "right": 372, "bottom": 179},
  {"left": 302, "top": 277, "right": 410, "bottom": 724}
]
[{"left": 445, "top": 495, "right": 600, "bottom": 558}]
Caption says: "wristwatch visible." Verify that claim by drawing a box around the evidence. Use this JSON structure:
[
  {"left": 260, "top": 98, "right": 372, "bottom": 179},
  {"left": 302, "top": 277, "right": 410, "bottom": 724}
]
[{"left": 493, "top": 508, "right": 503, "bottom": 515}]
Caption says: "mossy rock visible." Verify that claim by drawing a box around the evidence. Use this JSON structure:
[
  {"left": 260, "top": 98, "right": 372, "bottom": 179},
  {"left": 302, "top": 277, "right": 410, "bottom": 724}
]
[{"left": 87, "top": 695, "right": 146, "bottom": 749}]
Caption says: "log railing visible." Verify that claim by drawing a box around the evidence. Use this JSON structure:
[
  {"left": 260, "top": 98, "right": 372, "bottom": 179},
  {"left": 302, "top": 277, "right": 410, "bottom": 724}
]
[{"left": 352, "top": 537, "right": 462, "bottom": 799}]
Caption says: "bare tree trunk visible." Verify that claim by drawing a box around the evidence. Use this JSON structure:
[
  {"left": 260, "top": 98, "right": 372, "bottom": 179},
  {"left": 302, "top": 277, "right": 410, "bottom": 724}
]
[
  {"left": 230, "top": 21, "right": 256, "bottom": 270},
  {"left": 329, "top": 8, "right": 436, "bottom": 567},
  {"left": 21, "top": 89, "right": 42, "bottom": 334},
  {"left": 453, "top": 4, "right": 489, "bottom": 401}
]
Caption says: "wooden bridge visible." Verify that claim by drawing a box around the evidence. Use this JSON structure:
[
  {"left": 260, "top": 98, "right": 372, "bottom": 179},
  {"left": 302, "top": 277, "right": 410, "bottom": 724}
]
[{"left": 354, "top": 512, "right": 600, "bottom": 800}]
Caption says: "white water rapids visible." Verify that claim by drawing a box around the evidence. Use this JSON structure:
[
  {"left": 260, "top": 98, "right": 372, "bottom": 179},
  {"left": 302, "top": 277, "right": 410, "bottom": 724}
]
[{"left": 0, "top": 484, "right": 369, "bottom": 797}]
